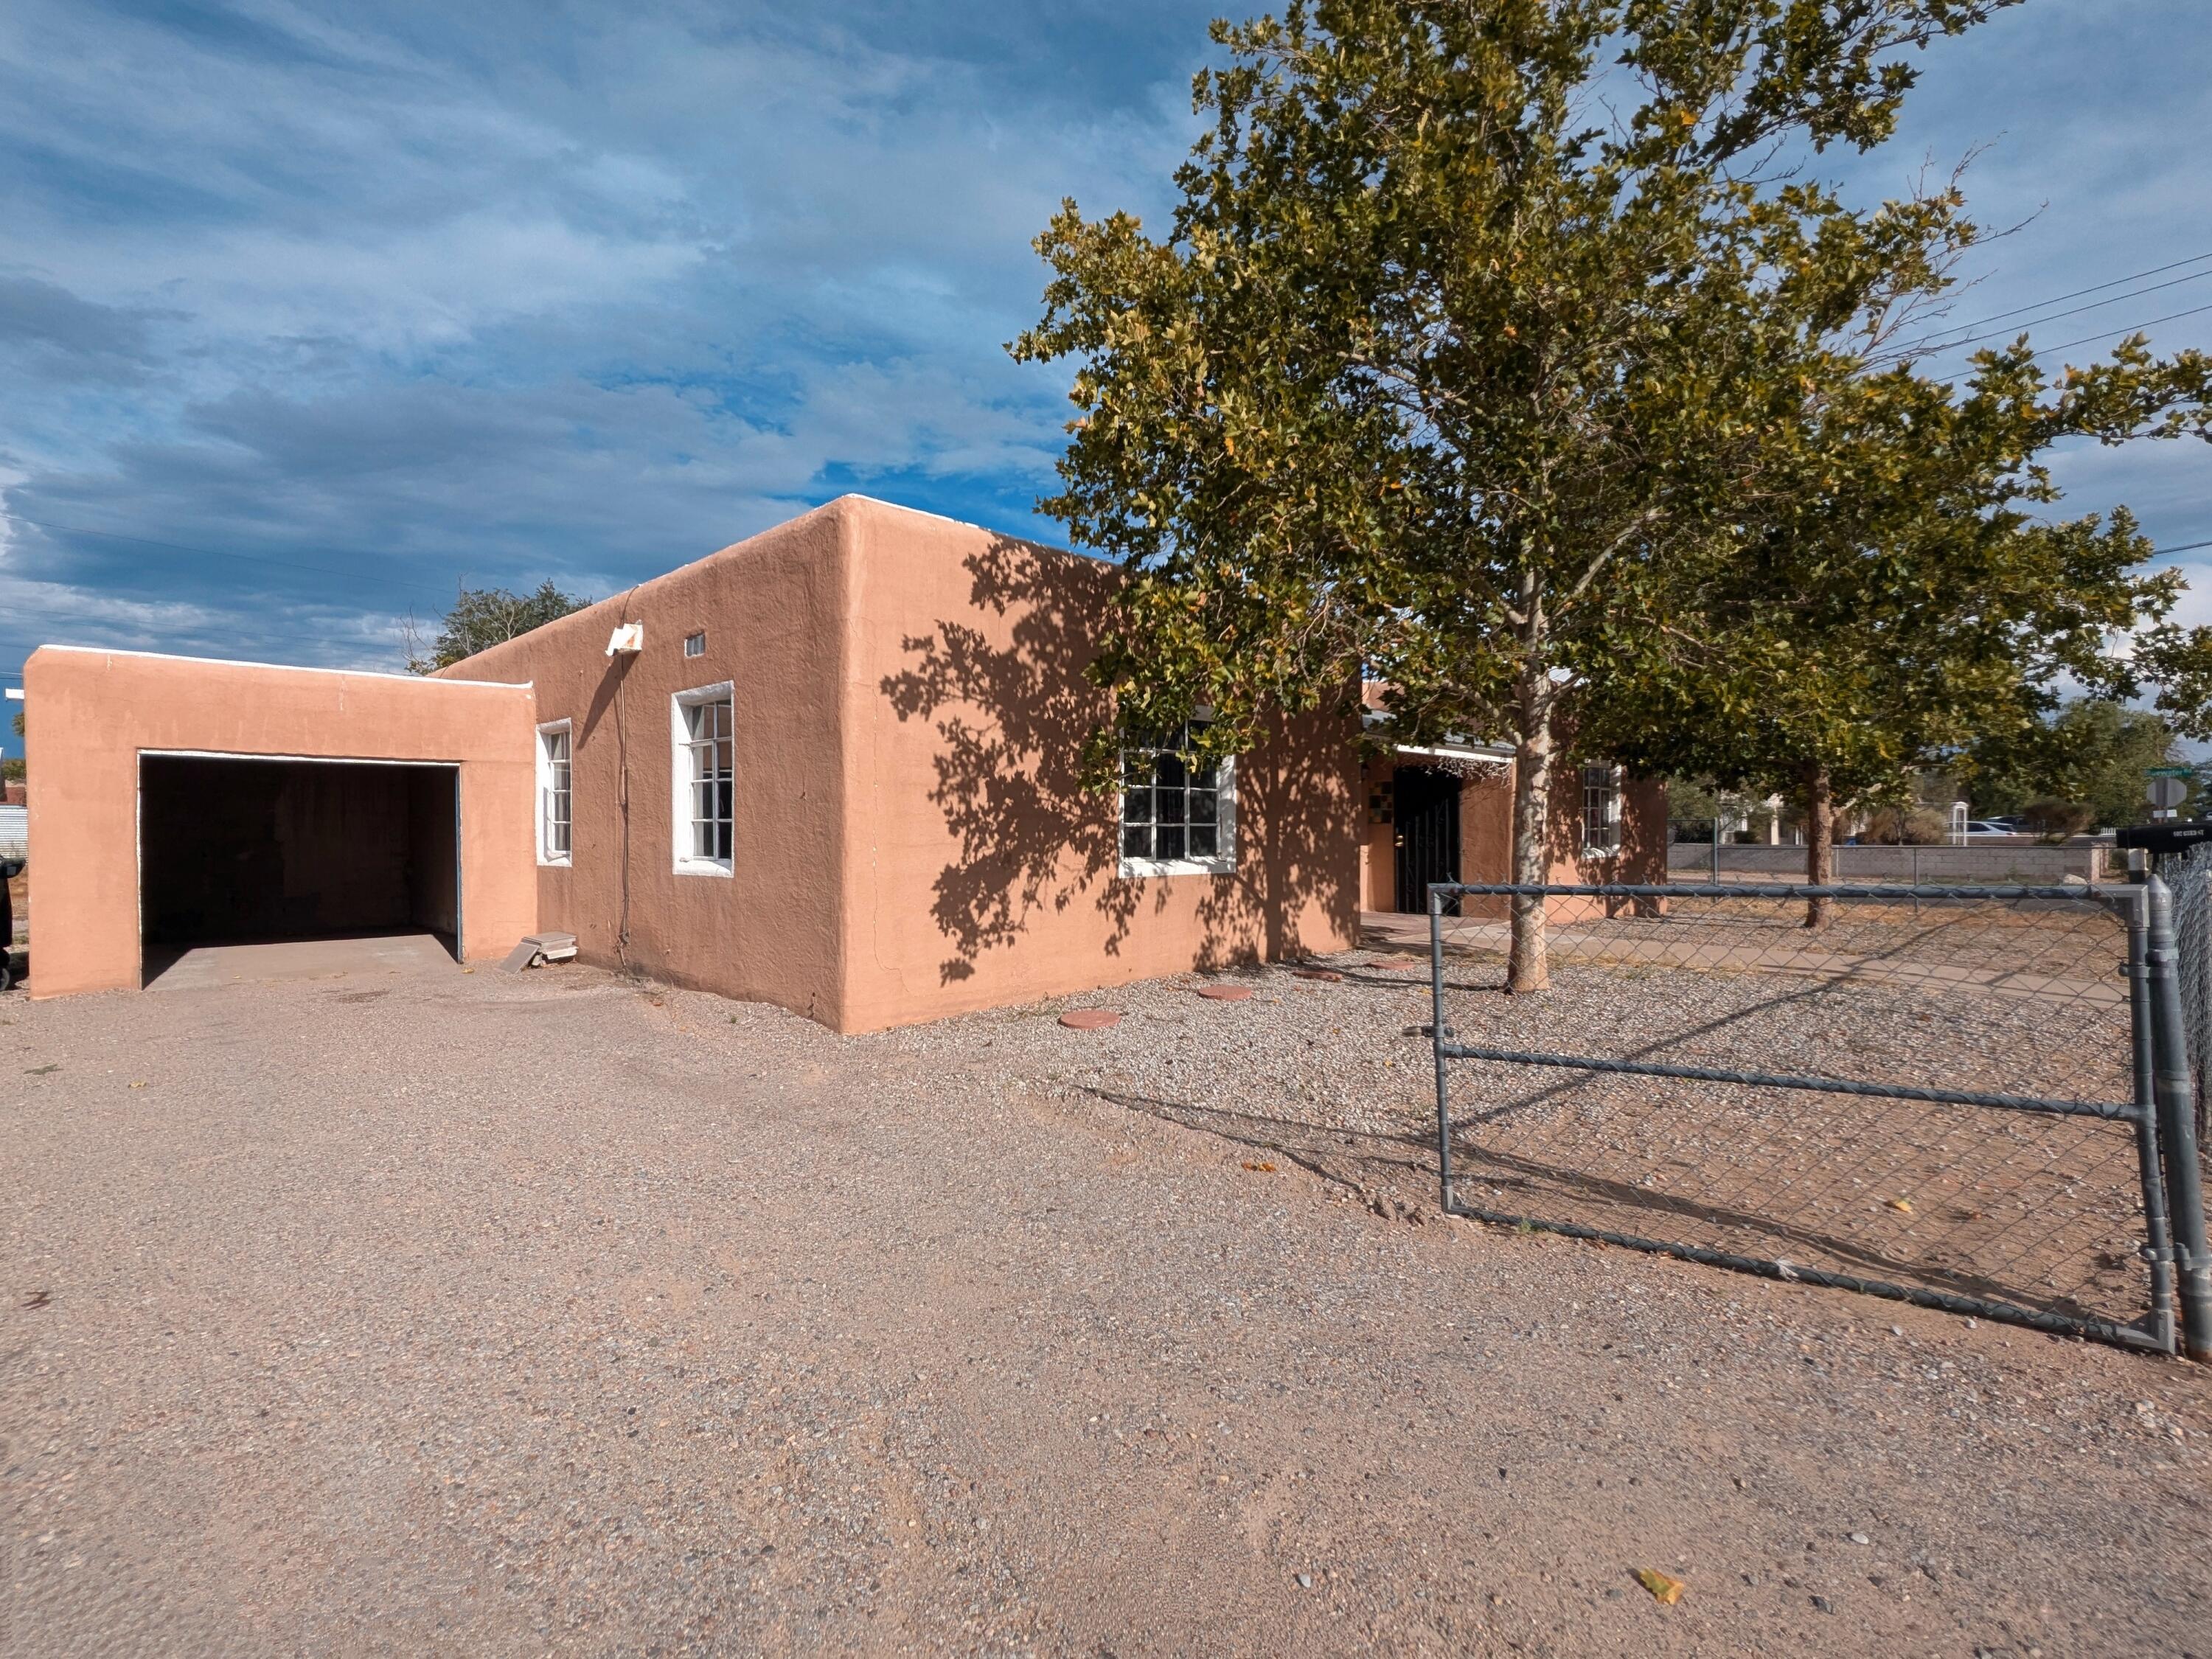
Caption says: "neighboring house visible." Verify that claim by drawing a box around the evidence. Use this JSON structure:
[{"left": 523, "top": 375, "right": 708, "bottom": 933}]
[{"left": 21, "top": 494, "right": 1662, "bottom": 1025}]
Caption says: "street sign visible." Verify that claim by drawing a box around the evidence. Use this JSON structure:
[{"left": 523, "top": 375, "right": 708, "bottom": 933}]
[
  {"left": 2147, "top": 764, "right": 2196, "bottom": 779},
  {"left": 2147, "top": 776, "right": 2191, "bottom": 810}
]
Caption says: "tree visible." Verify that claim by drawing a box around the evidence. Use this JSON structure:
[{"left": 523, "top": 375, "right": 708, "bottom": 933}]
[
  {"left": 1970, "top": 698, "right": 2183, "bottom": 832},
  {"left": 4, "top": 708, "right": 21, "bottom": 783},
  {"left": 1015, "top": 0, "right": 2012, "bottom": 989},
  {"left": 1581, "top": 336, "right": 2212, "bottom": 921},
  {"left": 407, "top": 580, "right": 588, "bottom": 673}
]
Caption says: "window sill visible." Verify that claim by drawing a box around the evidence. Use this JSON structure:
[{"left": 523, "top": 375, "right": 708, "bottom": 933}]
[
  {"left": 1580, "top": 846, "right": 1620, "bottom": 861},
  {"left": 538, "top": 855, "right": 573, "bottom": 869},
  {"left": 673, "top": 858, "right": 733, "bottom": 879},
  {"left": 1120, "top": 855, "right": 1237, "bottom": 880}
]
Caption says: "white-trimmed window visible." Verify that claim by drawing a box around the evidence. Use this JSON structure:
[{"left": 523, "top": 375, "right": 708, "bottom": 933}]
[
  {"left": 536, "top": 720, "right": 572, "bottom": 866},
  {"left": 672, "top": 682, "right": 734, "bottom": 875},
  {"left": 1582, "top": 763, "right": 1621, "bottom": 855},
  {"left": 1120, "top": 720, "right": 1237, "bottom": 877}
]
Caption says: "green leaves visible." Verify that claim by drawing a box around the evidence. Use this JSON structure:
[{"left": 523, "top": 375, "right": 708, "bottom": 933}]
[
  {"left": 407, "top": 580, "right": 589, "bottom": 673},
  {"left": 1010, "top": 0, "right": 2205, "bottom": 947}
]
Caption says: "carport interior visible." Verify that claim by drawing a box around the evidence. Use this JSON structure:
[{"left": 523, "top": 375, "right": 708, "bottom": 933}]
[{"left": 139, "top": 755, "right": 459, "bottom": 969}]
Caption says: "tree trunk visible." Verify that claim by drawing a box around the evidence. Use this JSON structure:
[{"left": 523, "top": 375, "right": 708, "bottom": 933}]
[
  {"left": 1802, "top": 762, "right": 1834, "bottom": 930},
  {"left": 1508, "top": 673, "right": 1554, "bottom": 994}
]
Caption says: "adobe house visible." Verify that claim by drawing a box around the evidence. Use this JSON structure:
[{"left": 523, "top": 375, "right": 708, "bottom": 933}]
[{"left": 21, "top": 495, "right": 1663, "bottom": 1026}]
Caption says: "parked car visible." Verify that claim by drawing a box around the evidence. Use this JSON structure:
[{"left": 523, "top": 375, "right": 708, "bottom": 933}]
[{"left": 1963, "top": 821, "right": 2018, "bottom": 838}]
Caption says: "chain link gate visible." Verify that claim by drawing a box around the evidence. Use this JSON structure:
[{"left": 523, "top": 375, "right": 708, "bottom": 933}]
[{"left": 1424, "top": 880, "right": 2212, "bottom": 1358}]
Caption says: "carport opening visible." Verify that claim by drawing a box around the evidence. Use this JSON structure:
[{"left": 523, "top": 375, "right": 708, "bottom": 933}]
[{"left": 139, "top": 756, "right": 460, "bottom": 981}]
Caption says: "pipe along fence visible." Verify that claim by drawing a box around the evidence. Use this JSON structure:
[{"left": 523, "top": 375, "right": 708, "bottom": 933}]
[{"left": 1424, "top": 880, "right": 2212, "bottom": 1359}]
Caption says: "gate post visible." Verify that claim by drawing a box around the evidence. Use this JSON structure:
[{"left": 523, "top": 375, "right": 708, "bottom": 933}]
[
  {"left": 1430, "top": 885, "right": 1453, "bottom": 1212},
  {"left": 2126, "top": 894, "right": 2178, "bottom": 1354},
  {"left": 2146, "top": 875, "right": 2212, "bottom": 1360}
]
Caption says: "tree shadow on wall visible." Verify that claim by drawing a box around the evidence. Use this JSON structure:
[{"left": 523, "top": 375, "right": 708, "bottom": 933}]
[
  {"left": 877, "top": 535, "right": 1135, "bottom": 983},
  {"left": 879, "top": 535, "right": 1358, "bottom": 986}
]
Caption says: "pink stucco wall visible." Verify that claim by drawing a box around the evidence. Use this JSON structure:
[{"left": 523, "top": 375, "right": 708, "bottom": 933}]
[
  {"left": 436, "top": 504, "right": 852, "bottom": 1025},
  {"left": 23, "top": 648, "right": 538, "bottom": 998},
  {"left": 442, "top": 495, "right": 1363, "bottom": 1032},
  {"left": 839, "top": 500, "right": 1360, "bottom": 1029}
]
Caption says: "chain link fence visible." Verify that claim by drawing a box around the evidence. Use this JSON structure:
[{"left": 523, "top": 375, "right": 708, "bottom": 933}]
[{"left": 1424, "top": 881, "right": 2212, "bottom": 1357}]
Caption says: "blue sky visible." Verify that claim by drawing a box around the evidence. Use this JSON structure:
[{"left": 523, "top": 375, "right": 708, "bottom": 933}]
[{"left": 3, "top": 1, "right": 2210, "bottom": 745}]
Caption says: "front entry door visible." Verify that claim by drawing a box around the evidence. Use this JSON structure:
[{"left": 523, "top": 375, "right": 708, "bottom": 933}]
[{"left": 1393, "top": 767, "right": 1461, "bottom": 914}]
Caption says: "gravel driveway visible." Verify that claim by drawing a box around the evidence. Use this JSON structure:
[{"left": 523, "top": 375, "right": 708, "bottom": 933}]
[{"left": 4, "top": 956, "right": 2210, "bottom": 1655}]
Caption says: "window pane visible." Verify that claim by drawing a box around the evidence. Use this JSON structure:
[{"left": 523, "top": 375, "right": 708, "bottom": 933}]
[
  {"left": 1121, "top": 787, "right": 1152, "bottom": 825},
  {"left": 1187, "top": 788, "right": 1216, "bottom": 829},
  {"left": 1190, "top": 759, "right": 1217, "bottom": 790},
  {"left": 1156, "top": 824, "right": 1186, "bottom": 860},
  {"left": 1189, "top": 823, "right": 1217, "bottom": 858},
  {"left": 1156, "top": 785, "right": 1186, "bottom": 826},
  {"left": 1155, "top": 751, "right": 1188, "bottom": 791},
  {"left": 1122, "top": 824, "right": 1150, "bottom": 859}
]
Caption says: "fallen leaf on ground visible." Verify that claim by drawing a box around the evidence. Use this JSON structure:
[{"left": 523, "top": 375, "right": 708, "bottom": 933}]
[
  {"left": 1242, "top": 1161, "right": 1277, "bottom": 1173},
  {"left": 1633, "top": 1568, "right": 1685, "bottom": 1605},
  {"left": 1885, "top": 1197, "right": 1913, "bottom": 1214}
]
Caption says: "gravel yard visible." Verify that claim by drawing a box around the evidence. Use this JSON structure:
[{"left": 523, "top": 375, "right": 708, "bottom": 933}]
[{"left": 5, "top": 947, "right": 2211, "bottom": 1654}]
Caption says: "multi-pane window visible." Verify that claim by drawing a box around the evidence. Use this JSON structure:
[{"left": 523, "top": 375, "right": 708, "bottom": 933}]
[
  {"left": 675, "top": 687, "right": 734, "bottom": 869},
  {"left": 538, "top": 725, "right": 572, "bottom": 863},
  {"left": 1582, "top": 763, "right": 1620, "bottom": 853},
  {"left": 684, "top": 630, "right": 706, "bottom": 658},
  {"left": 1121, "top": 721, "right": 1233, "bottom": 871}
]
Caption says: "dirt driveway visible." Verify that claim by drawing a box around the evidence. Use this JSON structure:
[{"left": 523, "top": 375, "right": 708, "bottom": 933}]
[{"left": 4, "top": 958, "right": 2209, "bottom": 1655}]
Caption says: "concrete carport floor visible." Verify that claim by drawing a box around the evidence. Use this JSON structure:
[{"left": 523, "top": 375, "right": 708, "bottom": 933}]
[{"left": 137, "top": 754, "right": 464, "bottom": 986}]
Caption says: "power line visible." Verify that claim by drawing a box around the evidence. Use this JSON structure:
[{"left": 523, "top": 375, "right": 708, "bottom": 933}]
[
  {"left": 1933, "top": 250, "right": 2212, "bottom": 335},
  {"left": 2032, "top": 302, "right": 2212, "bottom": 358},
  {"left": 1918, "top": 266, "right": 2212, "bottom": 355}
]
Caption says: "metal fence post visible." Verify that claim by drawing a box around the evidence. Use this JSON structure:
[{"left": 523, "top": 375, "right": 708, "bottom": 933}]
[
  {"left": 1430, "top": 885, "right": 1453, "bottom": 1212},
  {"left": 2126, "top": 894, "right": 2179, "bottom": 1354},
  {"left": 2146, "top": 875, "right": 2212, "bottom": 1359}
]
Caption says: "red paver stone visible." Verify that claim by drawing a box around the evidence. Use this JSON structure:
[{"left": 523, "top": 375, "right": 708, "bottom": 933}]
[{"left": 1058, "top": 1009, "right": 1121, "bottom": 1030}]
